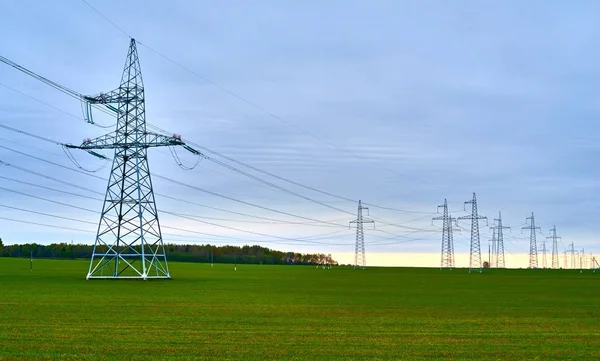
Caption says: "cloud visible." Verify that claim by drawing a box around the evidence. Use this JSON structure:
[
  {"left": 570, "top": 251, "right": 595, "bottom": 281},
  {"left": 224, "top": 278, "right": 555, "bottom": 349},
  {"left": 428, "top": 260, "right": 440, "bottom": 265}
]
[{"left": 0, "top": 1, "right": 599, "bottom": 266}]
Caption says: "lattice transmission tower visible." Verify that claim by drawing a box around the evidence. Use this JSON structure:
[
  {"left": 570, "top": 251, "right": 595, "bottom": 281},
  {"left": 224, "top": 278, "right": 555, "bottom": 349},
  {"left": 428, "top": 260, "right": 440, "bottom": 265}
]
[
  {"left": 539, "top": 241, "right": 548, "bottom": 269},
  {"left": 66, "top": 39, "right": 200, "bottom": 279},
  {"left": 458, "top": 193, "right": 487, "bottom": 273},
  {"left": 490, "top": 211, "right": 509, "bottom": 268},
  {"left": 567, "top": 242, "right": 576, "bottom": 269},
  {"left": 522, "top": 213, "right": 541, "bottom": 269},
  {"left": 350, "top": 200, "right": 374, "bottom": 270},
  {"left": 433, "top": 199, "right": 457, "bottom": 269},
  {"left": 547, "top": 225, "right": 561, "bottom": 269}
]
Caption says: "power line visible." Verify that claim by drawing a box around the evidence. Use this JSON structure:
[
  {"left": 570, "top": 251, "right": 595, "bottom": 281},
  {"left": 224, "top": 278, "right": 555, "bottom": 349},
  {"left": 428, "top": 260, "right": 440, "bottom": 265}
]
[
  {"left": 79, "top": 0, "right": 132, "bottom": 38},
  {"left": 367, "top": 215, "right": 438, "bottom": 232},
  {"left": 155, "top": 193, "right": 346, "bottom": 228},
  {"left": 0, "top": 204, "right": 97, "bottom": 225},
  {"left": 361, "top": 202, "right": 435, "bottom": 215},
  {"left": 80, "top": 0, "right": 431, "bottom": 184},
  {"left": 0, "top": 184, "right": 351, "bottom": 246},
  {"left": 0, "top": 159, "right": 104, "bottom": 195},
  {"left": 150, "top": 123, "right": 434, "bottom": 214},
  {"left": 0, "top": 144, "right": 105, "bottom": 180},
  {"left": 0, "top": 141, "right": 349, "bottom": 227},
  {"left": 0, "top": 175, "right": 102, "bottom": 201},
  {"left": 200, "top": 150, "right": 355, "bottom": 216},
  {"left": 0, "top": 55, "right": 116, "bottom": 126},
  {"left": 162, "top": 210, "right": 351, "bottom": 245},
  {"left": 0, "top": 216, "right": 93, "bottom": 233},
  {"left": 0, "top": 164, "right": 353, "bottom": 247},
  {"left": 161, "top": 209, "right": 348, "bottom": 227},
  {"left": 0, "top": 154, "right": 348, "bottom": 228},
  {"left": 3, "top": 87, "right": 432, "bottom": 221},
  {"left": 0, "top": 199, "right": 354, "bottom": 247},
  {"left": 3, "top": 68, "right": 383, "bottom": 217},
  {"left": 0, "top": 82, "right": 84, "bottom": 122},
  {"left": 0, "top": 186, "right": 97, "bottom": 213},
  {"left": 153, "top": 173, "right": 348, "bottom": 227}
]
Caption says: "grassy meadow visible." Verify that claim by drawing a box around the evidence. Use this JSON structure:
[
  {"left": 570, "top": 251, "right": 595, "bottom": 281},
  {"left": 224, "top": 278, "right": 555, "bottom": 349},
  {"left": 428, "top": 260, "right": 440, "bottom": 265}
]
[{"left": 0, "top": 258, "right": 599, "bottom": 360}]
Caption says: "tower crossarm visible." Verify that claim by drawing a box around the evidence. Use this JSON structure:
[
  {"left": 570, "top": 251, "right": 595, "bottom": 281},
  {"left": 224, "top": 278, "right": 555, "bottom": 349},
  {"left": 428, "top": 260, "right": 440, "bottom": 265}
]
[
  {"left": 457, "top": 214, "right": 487, "bottom": 222},
  {"left": 350, "top": 218, "right": 375, "bottom": 227},
  {"left": 64, "top": 131, "right": 190, "bottom": 150},
  {"left": 83, "top": 89, "right": 137, "bottom": 105}
]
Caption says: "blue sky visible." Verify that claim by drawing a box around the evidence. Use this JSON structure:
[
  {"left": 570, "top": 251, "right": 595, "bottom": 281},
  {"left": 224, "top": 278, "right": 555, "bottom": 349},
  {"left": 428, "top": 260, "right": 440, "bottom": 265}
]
[{"left": 0, "top": 0, "right": 599, "bottom": 267}]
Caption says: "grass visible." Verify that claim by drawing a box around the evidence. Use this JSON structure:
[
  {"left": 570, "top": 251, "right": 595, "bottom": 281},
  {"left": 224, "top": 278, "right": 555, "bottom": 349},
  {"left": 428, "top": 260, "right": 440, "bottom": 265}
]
[{"left": 0, "top": 258, "right": 599, "bottom": 360}]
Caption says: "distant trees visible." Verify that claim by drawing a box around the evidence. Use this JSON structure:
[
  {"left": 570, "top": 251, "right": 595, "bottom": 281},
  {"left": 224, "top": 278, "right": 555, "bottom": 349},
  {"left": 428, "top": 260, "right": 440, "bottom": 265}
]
[{"left": 0, "top": 242, "right": 338, "bottom": 266}]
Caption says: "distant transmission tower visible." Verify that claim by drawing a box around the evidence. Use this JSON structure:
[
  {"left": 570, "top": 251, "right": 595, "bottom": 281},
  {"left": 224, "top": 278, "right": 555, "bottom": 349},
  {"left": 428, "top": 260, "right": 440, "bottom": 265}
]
[
  {"left": 458, "top": 193, "right": 487, "bottom": 273},
  {"left": 547, "top": 225, "right": 561, "bottom": 269},
  {"left": 539, "top": 241, "right": 548, "bottom": 269},
  {"left": 433, "top": 199, "right": 457, "bottom": 270},
  {"left": 66, "top": 39, "right": 200, "bottom": 279},
  {"left": 489, "top": 227, "right": 497, "bottom": 267},
  {"left": 490, "top": 212, "right": 509, "bottom": 268},
  {"left": 567, "top": 242, "right": 576, "bottom": 269},
  {"left": 522, "top": 213, "right": 541, "bottom": 269},
  {"left": 350, "top": 200, "right": 374, "bottom": 270},
  {"left": 563, "top": 251, "right": 568, "bottom": 269}
]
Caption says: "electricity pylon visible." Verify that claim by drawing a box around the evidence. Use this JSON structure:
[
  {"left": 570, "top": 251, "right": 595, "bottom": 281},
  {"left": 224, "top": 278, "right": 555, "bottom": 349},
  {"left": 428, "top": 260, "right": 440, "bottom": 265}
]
[
  {"left": 66, "top": 39, "right": 201, "bottom": 279},
  {"left": 547, "top": 225, "right": 561, "bottom": 269},
  {"left": 350, "top": 200, "right": 374, "bottom": 270},
  {"left": 433, "top": 199, "right": 458, "bottom": 269},
  {"left": 458, "top": 193, "right": 487, "bottom": 273},
  {"left": 539, "top": 241, "right": 548, "bottom": 269},
  {"left": 522, "top": 213, "right": 541, "bottom": 269},
  {"left": 489, "top": 227, "right": 497, "bottom": 267},
  {"left": 490, "top": 211, "right": 509, "bottom": 268},
  {"left": 567, "top": 242, "right": 576, "bottom": 269}
]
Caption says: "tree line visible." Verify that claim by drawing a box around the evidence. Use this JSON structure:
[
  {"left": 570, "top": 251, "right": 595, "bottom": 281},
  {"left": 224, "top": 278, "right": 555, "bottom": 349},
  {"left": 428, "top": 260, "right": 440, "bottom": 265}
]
[{"left": 0, "top": 239, "right": 338, "bottom": 266}]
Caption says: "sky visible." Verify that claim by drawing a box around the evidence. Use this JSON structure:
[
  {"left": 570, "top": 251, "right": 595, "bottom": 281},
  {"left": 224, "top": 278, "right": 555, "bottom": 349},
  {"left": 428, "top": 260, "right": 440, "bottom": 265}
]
[{"left": 0, "top": 0, "right": 599, "bottom": 268}]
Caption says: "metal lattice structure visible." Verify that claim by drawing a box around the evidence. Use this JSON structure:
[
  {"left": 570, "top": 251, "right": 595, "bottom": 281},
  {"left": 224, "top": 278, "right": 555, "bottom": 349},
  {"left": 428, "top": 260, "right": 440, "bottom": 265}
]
[
  {"left": 547, "top": 225, "right": 561, "bottom": 269},
  {"left": 522, "top": 213, "right": 540, "bottom": 269},
  {"left": 490, "top": 211, "right": 509, "bottom": 268},
  {"left": 567, "top": 242, "right": 576, "bottom": 269},
  {"left": 350, "top": 200, "right": 374, "bottom": 270},
  {"left": 490, "top": 226, "right": 497, "bottom": 268},
  {"left": 433, "top": 199, "right": 457, "bottom": 269},
  {"left": 458, "top": 193, "right": 487, "bottom": 273},
  {"left": 539, "top": 241, "right": 548, "bottom": 269},
  {"left": 66, "top": 39, "right": 195, "bottom": 279}
]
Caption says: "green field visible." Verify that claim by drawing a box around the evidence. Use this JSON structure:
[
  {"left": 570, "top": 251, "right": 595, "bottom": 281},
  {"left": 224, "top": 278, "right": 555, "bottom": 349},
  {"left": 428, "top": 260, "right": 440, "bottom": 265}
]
[{"left": 0, "top": 258, "right": 599, "bottom": 360}]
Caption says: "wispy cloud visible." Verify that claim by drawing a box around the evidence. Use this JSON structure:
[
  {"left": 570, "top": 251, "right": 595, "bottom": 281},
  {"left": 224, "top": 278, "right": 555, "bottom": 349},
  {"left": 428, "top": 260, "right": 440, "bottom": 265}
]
[{"left": 0, "top": 1, "right": 598, "bottom": 266}]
